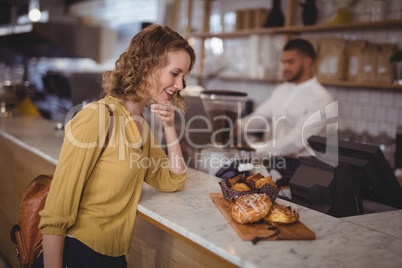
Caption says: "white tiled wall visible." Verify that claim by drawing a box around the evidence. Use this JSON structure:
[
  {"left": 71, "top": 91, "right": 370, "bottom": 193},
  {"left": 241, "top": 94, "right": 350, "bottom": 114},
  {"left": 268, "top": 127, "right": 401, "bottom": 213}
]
[
  {"left": 184, "top": 0, "right": 402, "bottom": 163},
  {"left": 332, "top": 87, "right": 401, "bottom": 136}
]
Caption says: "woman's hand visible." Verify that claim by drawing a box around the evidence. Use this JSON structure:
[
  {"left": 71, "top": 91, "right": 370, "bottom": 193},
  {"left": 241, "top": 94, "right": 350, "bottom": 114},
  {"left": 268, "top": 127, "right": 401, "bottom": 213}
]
[
  {"left": 150, "top": 101, "right": 175, "bottom": 128},
  {"left": 151, "top": 100, "right": 186, "bottom": 174}
]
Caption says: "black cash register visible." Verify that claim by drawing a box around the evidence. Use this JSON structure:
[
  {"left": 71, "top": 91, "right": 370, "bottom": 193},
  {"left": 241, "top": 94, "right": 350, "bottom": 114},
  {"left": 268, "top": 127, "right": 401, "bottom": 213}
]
[{"left": 289, "top": 136, "right": 402, "bottom": 217}]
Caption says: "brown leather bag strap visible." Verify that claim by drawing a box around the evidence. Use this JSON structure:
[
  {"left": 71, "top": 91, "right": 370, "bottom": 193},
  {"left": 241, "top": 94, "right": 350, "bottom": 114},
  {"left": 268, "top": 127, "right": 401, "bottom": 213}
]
[{"left": 101, "top": 103, "right": 114, "bottom": 154}]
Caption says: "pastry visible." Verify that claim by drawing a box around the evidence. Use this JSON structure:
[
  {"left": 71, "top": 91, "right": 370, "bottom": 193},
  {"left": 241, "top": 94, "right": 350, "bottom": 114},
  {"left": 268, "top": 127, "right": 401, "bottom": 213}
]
[
  {"left": 264, "top": 203, "right": 299, "bottom": 224},
  {"left": 265, "top": 177, "right": 278, "bottom": 188},
  {"left": 255, "top": 178, "right": 268, "bottom": 189},
  {"left": 231, "top": 194, "right": 272, "bottom": 224},
  {"left": 230, "top": 183, "right": 251, "bottom": 192},
  {"left": 246, "top": 173, "right": 264, "bottom": 184},
  {"left": 228, "top": 177, "right": 239, "bottom": 186},
  {"left": 255, "top": 177, "right": 278, "bottom": 189}
]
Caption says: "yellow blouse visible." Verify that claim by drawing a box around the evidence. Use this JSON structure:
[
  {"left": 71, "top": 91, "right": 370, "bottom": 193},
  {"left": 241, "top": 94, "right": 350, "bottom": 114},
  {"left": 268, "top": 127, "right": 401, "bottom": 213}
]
[{"left": 38, "top": 95, "right": 186, "bottom": 257}]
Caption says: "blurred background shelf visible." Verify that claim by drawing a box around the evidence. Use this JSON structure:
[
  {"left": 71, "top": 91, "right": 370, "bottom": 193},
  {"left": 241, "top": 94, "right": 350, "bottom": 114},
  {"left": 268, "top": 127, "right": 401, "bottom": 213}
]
[
  {"left": 190, "top": 19, "right": 402, "bottom": 38},
  {"left": 191, "top": 74, "right": 402, "bottom": 89},
  {"left": 318, "top": 80, "right": 402, "bottom": 89}
]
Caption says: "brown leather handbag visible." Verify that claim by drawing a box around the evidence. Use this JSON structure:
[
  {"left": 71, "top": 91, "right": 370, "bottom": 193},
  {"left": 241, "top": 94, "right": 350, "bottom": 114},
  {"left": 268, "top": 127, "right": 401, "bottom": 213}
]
[{"left": 11, "top": 174, "right": 52, "bottom": 268}]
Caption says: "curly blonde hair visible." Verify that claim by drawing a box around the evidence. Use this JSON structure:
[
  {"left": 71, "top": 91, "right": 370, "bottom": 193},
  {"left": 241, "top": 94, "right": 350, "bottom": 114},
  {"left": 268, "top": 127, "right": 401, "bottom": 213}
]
[{"left": 102, "top": 24, "right": 196, "bottom": 111}]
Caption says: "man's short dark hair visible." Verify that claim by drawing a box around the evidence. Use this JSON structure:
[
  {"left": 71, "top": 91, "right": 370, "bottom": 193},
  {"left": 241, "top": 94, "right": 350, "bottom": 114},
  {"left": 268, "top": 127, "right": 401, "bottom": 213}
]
[{"left": 283, "top": 39, "right": 316, "bottom": 62}]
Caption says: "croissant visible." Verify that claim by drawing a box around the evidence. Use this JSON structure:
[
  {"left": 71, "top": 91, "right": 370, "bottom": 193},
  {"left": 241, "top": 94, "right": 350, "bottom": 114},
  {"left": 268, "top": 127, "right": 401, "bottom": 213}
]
[{"left": 231, "top": 194, "right": 272, "bottom": 224}]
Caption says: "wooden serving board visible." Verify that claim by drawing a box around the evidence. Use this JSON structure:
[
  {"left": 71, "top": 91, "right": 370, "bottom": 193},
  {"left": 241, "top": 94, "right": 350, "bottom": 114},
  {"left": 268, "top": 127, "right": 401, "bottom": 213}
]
[{"left": 210, "top": 193, "right": 315, "bottom": 242}]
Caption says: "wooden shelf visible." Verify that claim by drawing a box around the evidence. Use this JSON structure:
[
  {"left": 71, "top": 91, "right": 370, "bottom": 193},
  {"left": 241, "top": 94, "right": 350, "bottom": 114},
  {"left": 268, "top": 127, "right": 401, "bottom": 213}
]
[
  {"left": 191, "top": 74, "right": 402, "bottom": 89},
  {"left": 278, "top": 19, "right": 402, "bottom": 33},
  {"left": 190, "top": 28, "right": 276, "bottom": 38},
  {"left": 318, "top": 80, "right": 402, "bottom": 89},
  {"left": 191, "top": 74, "right": 281, "bottom": 84},
  {"left": 190, "top": 19, "right": 402, "bottom": 39}
]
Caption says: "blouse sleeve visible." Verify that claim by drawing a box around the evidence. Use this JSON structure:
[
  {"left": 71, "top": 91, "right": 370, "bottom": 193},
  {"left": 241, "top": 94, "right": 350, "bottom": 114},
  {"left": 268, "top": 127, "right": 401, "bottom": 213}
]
[
  {"left": 143, "top": 131, "right": 186, "bottom": 192},
  {"left": 38, "top": 103, "right": 110, "bottom": 236}
]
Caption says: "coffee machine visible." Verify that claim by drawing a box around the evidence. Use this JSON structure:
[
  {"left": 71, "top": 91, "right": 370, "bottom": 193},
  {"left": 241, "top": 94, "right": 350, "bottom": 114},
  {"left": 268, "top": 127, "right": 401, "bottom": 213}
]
[{"left": 197, "top": 90, "right": 255, "bottom": 176}]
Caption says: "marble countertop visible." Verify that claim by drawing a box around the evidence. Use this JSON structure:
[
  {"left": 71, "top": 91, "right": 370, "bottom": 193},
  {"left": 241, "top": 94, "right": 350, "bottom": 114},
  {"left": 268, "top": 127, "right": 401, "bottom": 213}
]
[
  {"left": 2, "top": 116, "right": 402, "bottom": 268},
  {"left": 342, "top": 210, "right": 402, "bottom": 240},
  {"left": 139, "top": 169, "right": 402, "bottom": 268},
  {"left": 0, "top": 116, "right": 63, "bottom": 165}
]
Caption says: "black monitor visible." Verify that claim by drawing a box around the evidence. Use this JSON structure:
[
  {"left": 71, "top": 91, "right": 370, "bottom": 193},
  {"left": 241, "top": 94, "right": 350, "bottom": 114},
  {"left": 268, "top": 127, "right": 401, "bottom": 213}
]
[{"left": 289, "top": 135, "right": 402, "bottom": 217}]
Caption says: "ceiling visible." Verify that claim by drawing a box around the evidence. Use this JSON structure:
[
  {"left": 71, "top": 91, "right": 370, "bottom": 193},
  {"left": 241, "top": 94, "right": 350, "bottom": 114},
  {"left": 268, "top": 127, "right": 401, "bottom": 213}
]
[
  {"left": 0, "top": 0, "right": 27, "bottom": 4},
  {"left": 0, "top": 0, "right": 160, "bottom": 28},
  {"left": 0, "top": 0, "right": 96, "bottom": 11},
  {"left": 0, "top": 0, "right": 95, "bottom": 5},
  {"left": 0, "top": 0, "right": 97, "bottom": 25}
]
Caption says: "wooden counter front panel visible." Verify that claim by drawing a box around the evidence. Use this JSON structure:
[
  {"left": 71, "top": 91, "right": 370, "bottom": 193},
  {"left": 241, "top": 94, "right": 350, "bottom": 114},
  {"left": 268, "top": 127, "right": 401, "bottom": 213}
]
[
  {"left": 129, "top": 215, "right": 237, "bottom": 268},
  {"left": 0, "top": 135, "right": 56, "bottom": 268}
]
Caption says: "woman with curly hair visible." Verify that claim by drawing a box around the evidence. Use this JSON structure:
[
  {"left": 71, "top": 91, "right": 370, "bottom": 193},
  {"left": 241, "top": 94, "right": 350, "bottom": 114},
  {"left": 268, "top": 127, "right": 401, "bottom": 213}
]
[{"left": 36, "top": 24, "right": 196, "bottom": 268}]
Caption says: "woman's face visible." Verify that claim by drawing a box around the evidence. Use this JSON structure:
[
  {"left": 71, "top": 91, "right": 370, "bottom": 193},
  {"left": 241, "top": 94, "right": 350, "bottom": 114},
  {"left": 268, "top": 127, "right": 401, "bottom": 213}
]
[{"left": 149, "top": 49, "right": 191, "bottom": 103}]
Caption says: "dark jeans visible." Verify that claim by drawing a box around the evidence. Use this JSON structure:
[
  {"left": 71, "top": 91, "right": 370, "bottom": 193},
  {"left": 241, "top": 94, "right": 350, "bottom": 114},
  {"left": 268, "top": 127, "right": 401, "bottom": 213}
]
[{"left": 35, "top": 237, "right": 127, "bottom": 268}]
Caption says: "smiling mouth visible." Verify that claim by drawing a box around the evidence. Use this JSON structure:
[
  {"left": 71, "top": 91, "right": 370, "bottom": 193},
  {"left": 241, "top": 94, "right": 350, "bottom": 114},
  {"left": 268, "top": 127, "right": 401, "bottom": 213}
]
[{"left": 165, "top": 89, "right": 175, "bottom": 98}]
